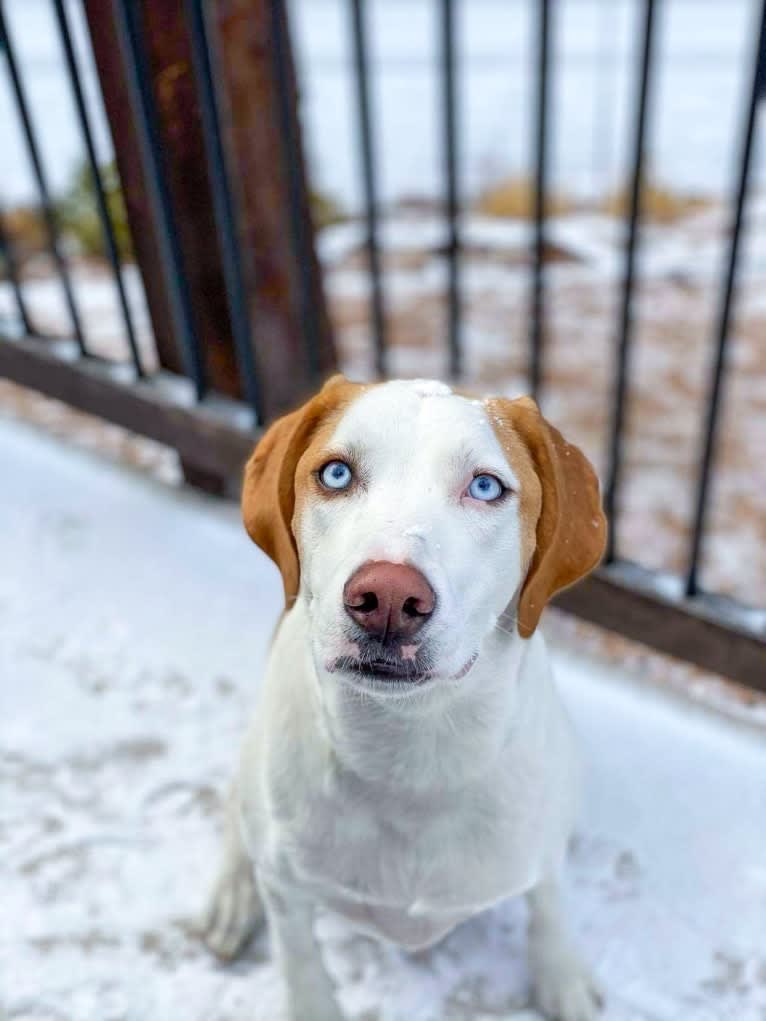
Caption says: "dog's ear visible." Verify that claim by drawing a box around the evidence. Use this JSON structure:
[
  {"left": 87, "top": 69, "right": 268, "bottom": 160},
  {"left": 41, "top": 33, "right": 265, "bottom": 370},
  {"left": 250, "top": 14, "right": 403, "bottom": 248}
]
[
  {"left": 241, "top": 375, "right": 362, "bottom": 605},
  {"left": 489, "top": 396, "right": 607, "bottom": 638}
]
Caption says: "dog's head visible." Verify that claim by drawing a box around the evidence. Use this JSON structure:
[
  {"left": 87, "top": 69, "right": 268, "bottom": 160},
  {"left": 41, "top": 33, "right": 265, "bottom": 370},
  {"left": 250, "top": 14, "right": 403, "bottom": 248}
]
[{"left": 243, "top": 376, "right": 606, "bottom": 697}]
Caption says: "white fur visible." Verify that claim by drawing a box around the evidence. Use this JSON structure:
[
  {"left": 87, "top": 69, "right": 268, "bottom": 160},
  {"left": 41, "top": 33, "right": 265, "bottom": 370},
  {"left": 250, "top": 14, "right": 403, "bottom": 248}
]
[{"left": 204, "top": 380, "right": 602, "bottom": 1021}]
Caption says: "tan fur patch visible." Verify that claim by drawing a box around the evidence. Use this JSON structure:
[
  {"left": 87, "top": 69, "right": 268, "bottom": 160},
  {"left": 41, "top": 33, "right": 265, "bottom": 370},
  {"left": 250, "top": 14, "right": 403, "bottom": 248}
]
[
  {"left": 241, "top": 375, "right": 372, "bottom": 604},
  {"left": 486, "top": 395, "right": 607, "bottom": 637},
  {"left": 484, "top": 398, "right": 542, "bottom": 580},
  {"left": 292, "top": 402, "right": 366, "bottom": 536}
]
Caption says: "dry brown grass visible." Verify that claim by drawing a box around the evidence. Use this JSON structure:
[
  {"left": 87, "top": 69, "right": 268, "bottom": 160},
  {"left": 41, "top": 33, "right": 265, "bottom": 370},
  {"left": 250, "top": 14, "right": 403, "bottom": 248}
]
[
  {"left": 474, "top": 174, "right": 713, "bottom": 225},
  {"left": 475, "top": 176, "right": 574, "bottom": 219},
  {"left": 602, "top": 182, "right": 713, "bottom": 224},
  {"left": 3, "top": 206, "right": 49, "bottom": 260},
  {"left": 311, "top": 189, "right": 346, "bottom": 230}
]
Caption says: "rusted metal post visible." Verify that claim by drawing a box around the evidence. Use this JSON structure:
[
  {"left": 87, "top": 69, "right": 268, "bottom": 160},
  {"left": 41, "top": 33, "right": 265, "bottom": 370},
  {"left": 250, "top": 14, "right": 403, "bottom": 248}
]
[
  {"left": 207, "top": 0, "right": 336, "bottom": 417},
  {"left": 83, "top": 0, "right": 335, "bottom": 434}
]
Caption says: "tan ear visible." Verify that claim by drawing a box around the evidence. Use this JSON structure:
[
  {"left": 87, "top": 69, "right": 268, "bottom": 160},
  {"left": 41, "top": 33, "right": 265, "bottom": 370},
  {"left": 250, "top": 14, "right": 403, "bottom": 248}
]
[
  {"left": 489, "top": 396, "right": 607, "bottom": 638},
  {"left": 241, "top": 375, "right": 362, "bottom": 605}
]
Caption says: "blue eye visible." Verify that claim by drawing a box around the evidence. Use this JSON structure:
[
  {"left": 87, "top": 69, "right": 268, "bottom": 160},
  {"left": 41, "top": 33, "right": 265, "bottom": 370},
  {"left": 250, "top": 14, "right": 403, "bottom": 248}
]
[
  {"left": 319, "top": 460, "right": 353, "bottom": 491},
  {"left": 468, "top": 474, "right": 504, "bottom": 502}
]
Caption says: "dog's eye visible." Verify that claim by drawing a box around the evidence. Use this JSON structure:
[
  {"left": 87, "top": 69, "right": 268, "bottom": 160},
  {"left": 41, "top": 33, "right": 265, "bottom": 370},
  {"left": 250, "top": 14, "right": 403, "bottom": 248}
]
[
  {"left": 319, "top": 460, "right": 353, "bottom": 491},
  {"left": 468, "top": 474, "right": 504, "bottom": 502}
]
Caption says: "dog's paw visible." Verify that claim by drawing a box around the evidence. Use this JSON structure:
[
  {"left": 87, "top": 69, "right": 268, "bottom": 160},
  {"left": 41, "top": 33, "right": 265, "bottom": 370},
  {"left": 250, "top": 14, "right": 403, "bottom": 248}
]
[
  {"left": 529, "top": 950, "right": 603, "bottom": 1021},
  {"left": 200, "top": 858, "right": 264, "bottom": 961}
]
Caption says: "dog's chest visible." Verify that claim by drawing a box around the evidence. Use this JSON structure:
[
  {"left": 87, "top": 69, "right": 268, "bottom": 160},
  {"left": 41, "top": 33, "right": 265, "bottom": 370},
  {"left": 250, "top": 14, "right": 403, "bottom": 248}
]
[{"left": 271, "top": 759, "right": 545, "bottom": 946}]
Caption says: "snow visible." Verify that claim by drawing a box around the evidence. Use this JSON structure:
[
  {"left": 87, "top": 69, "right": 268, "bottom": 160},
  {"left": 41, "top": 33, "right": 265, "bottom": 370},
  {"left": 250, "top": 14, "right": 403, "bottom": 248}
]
[
  {"left": 0, "top": 261, "right": 154, "bottom": 368},
  {"left": 319, "top": 199, "right": 766, "bottom": 286},
  {"left": 2, "top": 415, "right": 765, "bottom": 1021}
]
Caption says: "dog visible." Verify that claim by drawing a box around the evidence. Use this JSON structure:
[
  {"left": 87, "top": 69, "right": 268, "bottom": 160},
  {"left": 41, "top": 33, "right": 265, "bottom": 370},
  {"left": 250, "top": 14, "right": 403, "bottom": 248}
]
[{"left": 202, "top": 375, "right": 607, "bottom": 1021}]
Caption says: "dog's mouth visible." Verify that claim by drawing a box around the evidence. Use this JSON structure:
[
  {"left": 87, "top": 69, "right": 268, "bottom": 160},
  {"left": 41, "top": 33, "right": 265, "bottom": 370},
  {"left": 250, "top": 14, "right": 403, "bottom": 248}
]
[
  {"left": 327, "top": 651, "right": 478, "bottom": 688},
  {"left": 334, "top": 656, "right": 431, "bottom": 684},
  {"left": 328, "top": 653, "right": 433, "bottom": 686}
]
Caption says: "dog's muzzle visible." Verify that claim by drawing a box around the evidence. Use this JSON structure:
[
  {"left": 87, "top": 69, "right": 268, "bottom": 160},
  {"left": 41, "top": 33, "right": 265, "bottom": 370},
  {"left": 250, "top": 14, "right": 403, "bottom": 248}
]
[{"left": 343, "top": 561, "right": 435, "bottom": 643}]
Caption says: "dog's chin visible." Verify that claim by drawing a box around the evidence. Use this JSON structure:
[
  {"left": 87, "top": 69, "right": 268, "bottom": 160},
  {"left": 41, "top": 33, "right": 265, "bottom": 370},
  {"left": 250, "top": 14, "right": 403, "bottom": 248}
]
[{"left": 324, "top": 651, "right": 479, "bottom": 697}]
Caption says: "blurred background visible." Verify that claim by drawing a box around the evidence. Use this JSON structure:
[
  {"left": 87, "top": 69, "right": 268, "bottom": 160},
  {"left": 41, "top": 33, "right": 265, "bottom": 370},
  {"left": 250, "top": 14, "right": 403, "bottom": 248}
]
[{"left": 1, "top": 1, "right": 765, "bottom": 1019}]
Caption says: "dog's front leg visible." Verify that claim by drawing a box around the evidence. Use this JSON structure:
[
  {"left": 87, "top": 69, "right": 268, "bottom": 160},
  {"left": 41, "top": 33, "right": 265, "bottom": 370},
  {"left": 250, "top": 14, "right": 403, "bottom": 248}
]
[
  {"left": 261, "top": 878, "right": 345, "bottom": 1021},
  {"left": 203, "top": 783, "right": 264, "bottom": 960},
  {"left": 526, "top": 875, "right": 602, "bottom": 1021}
]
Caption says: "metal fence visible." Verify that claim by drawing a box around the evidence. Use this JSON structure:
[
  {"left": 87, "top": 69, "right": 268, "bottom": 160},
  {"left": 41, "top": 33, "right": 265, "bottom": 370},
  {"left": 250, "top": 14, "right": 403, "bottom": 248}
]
[{"left": 0, "top": 0, "right": 765, "bottom": 690}]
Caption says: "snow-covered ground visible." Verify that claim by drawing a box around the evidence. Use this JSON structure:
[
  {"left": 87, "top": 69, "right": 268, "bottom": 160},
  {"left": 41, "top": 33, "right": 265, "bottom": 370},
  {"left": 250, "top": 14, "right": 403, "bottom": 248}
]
[{"left": 2, "top": 412, "right": 765, "bottom": 1021}]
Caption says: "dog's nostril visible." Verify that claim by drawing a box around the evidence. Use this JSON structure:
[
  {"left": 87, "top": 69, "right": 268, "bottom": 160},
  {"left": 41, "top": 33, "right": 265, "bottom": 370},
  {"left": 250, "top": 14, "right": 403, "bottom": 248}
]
[
  {"left": 349, "top": 591, "right": 378, "bottom": 613},
  {"left": 402, "top": 595, "right": 429, "bottom": 618}
]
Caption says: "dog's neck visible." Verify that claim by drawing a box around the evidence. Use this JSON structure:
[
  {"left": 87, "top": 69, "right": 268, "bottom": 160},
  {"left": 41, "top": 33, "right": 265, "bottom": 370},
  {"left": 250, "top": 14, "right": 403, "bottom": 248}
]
[{"left": 306, "top": 619, "right": 535, "bottom": 795}]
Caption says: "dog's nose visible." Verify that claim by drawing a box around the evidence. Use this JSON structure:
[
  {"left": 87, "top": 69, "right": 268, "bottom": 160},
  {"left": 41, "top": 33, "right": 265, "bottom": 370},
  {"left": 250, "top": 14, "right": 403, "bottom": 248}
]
[{"left": 343, "top": 561, "right": 435, "bottom": 640}]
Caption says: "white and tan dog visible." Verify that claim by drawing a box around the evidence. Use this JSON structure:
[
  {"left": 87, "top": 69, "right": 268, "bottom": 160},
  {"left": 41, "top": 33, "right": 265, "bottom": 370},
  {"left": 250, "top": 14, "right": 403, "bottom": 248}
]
[{"left": 203, "top": 375, "right": 607, "bottom": 1021}]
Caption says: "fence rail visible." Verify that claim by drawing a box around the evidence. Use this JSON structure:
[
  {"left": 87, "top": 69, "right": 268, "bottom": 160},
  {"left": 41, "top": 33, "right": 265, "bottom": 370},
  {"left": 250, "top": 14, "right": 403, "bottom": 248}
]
[{"left": 1, "top": 0, "right": 765, "bottom": 690}]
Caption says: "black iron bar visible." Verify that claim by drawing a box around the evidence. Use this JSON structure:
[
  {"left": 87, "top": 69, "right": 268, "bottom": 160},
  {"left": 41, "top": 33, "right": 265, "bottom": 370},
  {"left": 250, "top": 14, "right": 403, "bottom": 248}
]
[
  {"left": 441, "top": 0, "right": 461, "bottom": 380},
  {"left": 349, "top": 0, "right": 386, "bottom": 377},
  {"left": 186, "top": 0, "right": 262, "bottom": 422},
  {"left": 269, "top": 0, "right": 322, "bottom": 383},
  {"left": 529, "top": 0, "right": 551, "bottom": 402},
  {"left": 686, "top": 0, "right": 766, "bottom": 596},
  {"left": 51, "top": 0, "right": 143, "bottom": 377},
  {"left": 112, "top": 0, "right": 207, "bottom": 398},
  {"left": 0, "top": 1, "right": 87, "bottom": 354},
  {"left": 0, "top": 206, "right": 34, "bottom": 336},
  {"left": 603, "top": 0, "right": 657, "bottom": 564}
]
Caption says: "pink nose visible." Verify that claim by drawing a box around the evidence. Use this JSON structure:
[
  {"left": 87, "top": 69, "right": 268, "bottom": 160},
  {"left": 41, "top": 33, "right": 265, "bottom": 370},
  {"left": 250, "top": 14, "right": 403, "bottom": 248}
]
[{"left": 343, "top": 561, "right": 436, "bottom": 640}]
